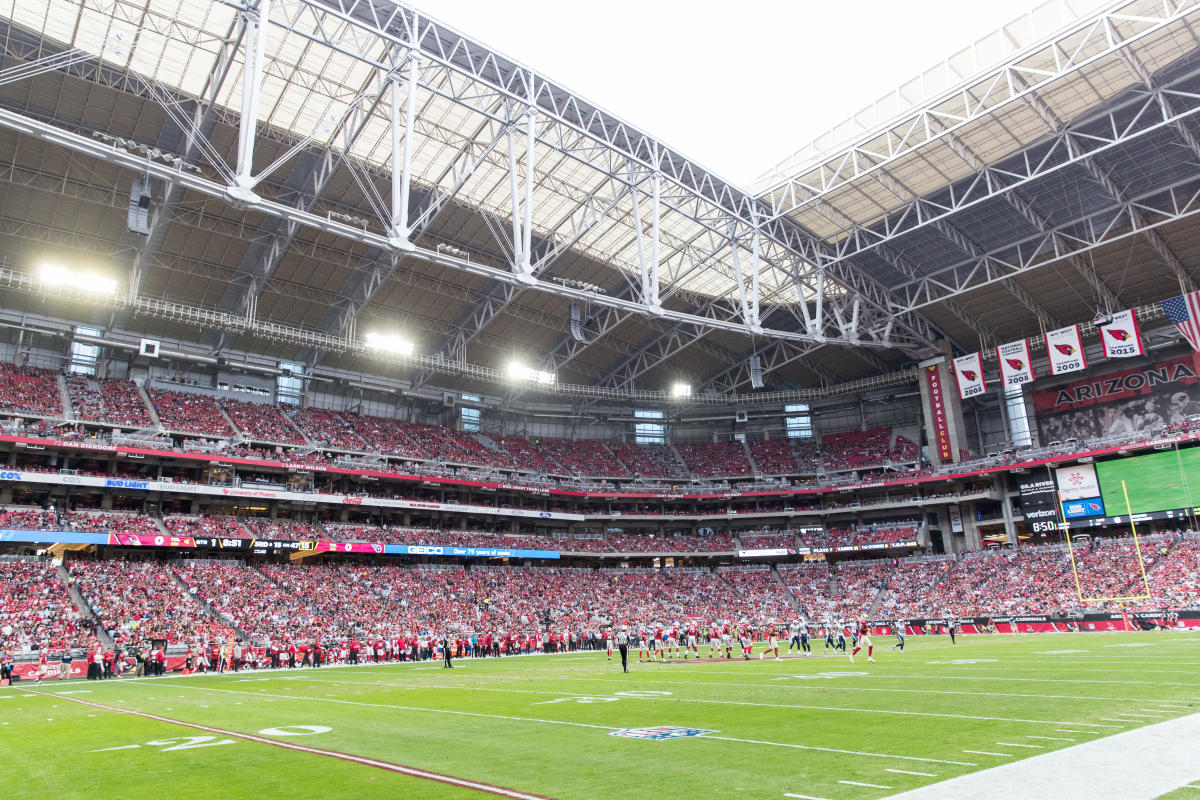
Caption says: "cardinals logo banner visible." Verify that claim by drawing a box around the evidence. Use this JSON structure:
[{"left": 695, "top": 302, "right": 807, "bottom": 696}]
[
  {"left": 997, "top": 339, "right": 1035, "bottom": 386},
  {"left": 1045, "top": 325, "right": 1087, "bottom": 375},
  {"left": 953, "top": 352, "right": 986, "bottom": 399},
  {"left": 1097, "top": 309, "right": 1144, "bottom": 358}
]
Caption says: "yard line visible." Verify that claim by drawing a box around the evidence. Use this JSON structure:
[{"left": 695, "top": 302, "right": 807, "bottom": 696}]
[
  {"left": 963, "top": 750, "right": 1012, "bottom": 757},
  {"left": 838, "top": 780, "right": 892, "bottom": 789},
  {"left": 287, "top": 675, "right": 1122, "bottom": 729},
  {"left": 90, "top": 744, "right": 140, "bottom": 752},
  {"left": 15, "top": 688, "right": 554, "bottom": 800},
  {"left": 783, "top": 793, "right": 833, "bottom": 800},
  {"left": 1120, "top": 712, "right": 1167, "bottom": 717},
  {"left": 885, "top": 769, "right": 938, "bottom": 777},
  {"left": 1027, "top": 736, "right": 1075, "bottom": 741},
  {"left": 672, "top": 667, "right": 1200, "bottom": 687},
  {"left": 122, "top": 680, "right": 979, "bottom": 767},
  {"left": 702, "top": 735, "right": 977, "bottom": 766},
  {"left": 1055, "top": 729, "right": 1087, "bottom": 733},
  {"left": 996, "top": 742, "right": 1043, "bottom": 748}
]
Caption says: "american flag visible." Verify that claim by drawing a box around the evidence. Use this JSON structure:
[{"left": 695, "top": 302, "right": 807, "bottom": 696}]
[{"left": 1162, "top": 292, "right": 1200, "bottom": 352}]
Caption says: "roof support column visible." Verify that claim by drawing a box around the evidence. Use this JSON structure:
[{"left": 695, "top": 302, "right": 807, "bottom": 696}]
[
  {"left": 232, "top": 0, "right": 271, "bottom": 200},
  {"left": 390, "top": 50, "right": 420, "bottom": 243},
  {"left": 520, "top": 106, "right": 537, "bottom": 277}
]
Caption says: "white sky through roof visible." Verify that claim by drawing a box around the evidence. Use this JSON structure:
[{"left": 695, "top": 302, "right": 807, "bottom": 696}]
[{"left": 415, "top": 0, "right": 1088, "bottom": 187}]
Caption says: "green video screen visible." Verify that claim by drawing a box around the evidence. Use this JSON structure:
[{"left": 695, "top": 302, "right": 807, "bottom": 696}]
[{"left": 1095, "top": 447, "right": 1200, "bottom": 515}]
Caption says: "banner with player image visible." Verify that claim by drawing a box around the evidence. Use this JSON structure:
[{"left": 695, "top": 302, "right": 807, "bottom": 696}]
[
  {"left": 1031, "top": 352, "right": 1200, "bottom": 443},
  {"left": 953, "top": 352, "right": 986, "bottom": 399},
  {"left": 1045, "top": 325, "right": 1087, "bottom": 375},
  {"left": 1097, "top": 308, "right": 1144, "bottom": 358},
  {"left": 997, "top": 338, "right": 1035, "bottom": 386}
]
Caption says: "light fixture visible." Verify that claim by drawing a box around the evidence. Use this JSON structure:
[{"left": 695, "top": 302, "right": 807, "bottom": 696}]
[
  {"left": 508, "top": 361, "right": 555, "bottom": 385},
  {"left": 363, "top": 332, "right": 414, "bottom": 355},
  {"left": 671, "top": 382, "right": 692, "bottom": 398},
  {"left": 38, "top": 264, "right": 117, "bottom": 295}
]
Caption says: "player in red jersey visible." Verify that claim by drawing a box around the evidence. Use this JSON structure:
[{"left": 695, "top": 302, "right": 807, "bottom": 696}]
[
  {"left": 758, "top": 622, "right": 781, "bottom": 661},
  {"left": 849, "top": 621, "right": 875, "bottom": 663}
]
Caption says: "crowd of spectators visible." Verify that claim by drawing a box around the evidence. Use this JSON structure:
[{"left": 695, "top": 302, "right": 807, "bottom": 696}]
[
  {"left": 820, "top": 427, "right": 894, "bottom": 471},
  {"left": 494, "top": 436, "right": 551, "bottom": 472},
  {"left": 0, "top": 507, "right": 61, "bottom": 530},
  {"left": 221, "top": 399, "right": 306, "bottom": 445},
  {"left": 66, "top": 375, "right": 154, "bottom": 428},
  {"left": 68, "top": 560, "right": 232, "bottom": 648},
  {"left": 1140, "top": 537, "right": 1200, "bottom": 610},
  {"left": 718, "top": 567, "right": 795, "bottom": 619},
  {"left": 164, "top": 515, "right": 251, "bottom": 540},
  {"left": 738, "top": 531, "right": 799, "bottom": 549},
  {"left": 0, "top": 362, "right": 62, "bottom": 417},
  {"left": 62, "top": 511, "right": 160, "bottom": 536},
  {"left": 147, "top": 389, "right": 234, "bottom": 438},
  {"left": 0, "top": 559, "right": 97, "bottom": 653},
  {"left": 748, "top": 438, "right": 800, "bottom": 475},
  {"left": 534, "top": 439, "right": 627, "bottom": 477},
  {"left": 609, "top": 442, "right": 689, "bottom": 480},
  {"left": 676, "top": 441, "right": 753, "bottom": 478},
  {"left": 289, "top": 408, "right": 370, "bottom": 452}
]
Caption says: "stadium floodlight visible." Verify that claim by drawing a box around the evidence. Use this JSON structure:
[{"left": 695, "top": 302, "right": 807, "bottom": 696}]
[
  {"left": 671, "top": 382, "right": 692, "bottom": 399},
  {"left": 38, "top": 264, "right": 117, "bottom": 295},
  {"left": 508, "top": 361, "right": 556, "bottom": 385},
  {"left": 363, "top": 332, "right": 414, "bottom": 356}
]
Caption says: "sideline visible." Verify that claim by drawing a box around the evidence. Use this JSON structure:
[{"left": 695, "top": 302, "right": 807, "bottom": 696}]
[{"left": 883, "top": 711, "right": 1200, "bottom": 800}]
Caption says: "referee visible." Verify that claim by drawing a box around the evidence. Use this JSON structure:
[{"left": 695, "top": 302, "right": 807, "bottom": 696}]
[
  {"left": 615, "top": 625, "right": 630, "bottom": 673},
  {"left": 441, "top": 633, "right": 454, "bottom": 668}
]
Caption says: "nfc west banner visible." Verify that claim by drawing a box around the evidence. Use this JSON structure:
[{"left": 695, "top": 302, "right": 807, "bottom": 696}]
[
  {"left": 953, "top": 352, "right": 987, "bottom": 399},
  {"left": 1097, "top": 309, "right": 1144, "bottom": 358},
  {"left": 1045, "top": 325, "right": 1087, "bottom": 375},
  {"left": 997, "top": 339, "right": 1035, "bottom": 386}
]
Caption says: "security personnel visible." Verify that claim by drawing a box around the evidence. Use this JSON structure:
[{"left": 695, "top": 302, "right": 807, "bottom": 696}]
[{"left": 614, "top": 625, "right": 631, "bottom": 673}]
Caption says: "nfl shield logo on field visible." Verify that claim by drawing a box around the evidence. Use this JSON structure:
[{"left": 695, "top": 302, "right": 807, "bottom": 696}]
[{"left": 610, "top": 726, "right": 716, "bottom": 740}]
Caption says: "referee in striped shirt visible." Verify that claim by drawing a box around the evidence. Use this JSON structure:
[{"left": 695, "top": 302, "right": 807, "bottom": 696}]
[{"left": 614, "top": 626, "right": 631, "bottom": 673}]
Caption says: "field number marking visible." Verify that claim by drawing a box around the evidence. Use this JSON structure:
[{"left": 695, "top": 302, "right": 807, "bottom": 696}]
[
  {"left": 533, "top": 690, "right": 670, "bottom": 705},
  {"left": 259, "top": 725, "right": 332, "bottom": 736},
  {"left": 89, "top": 726, "right": 331, "bottom": 753}
]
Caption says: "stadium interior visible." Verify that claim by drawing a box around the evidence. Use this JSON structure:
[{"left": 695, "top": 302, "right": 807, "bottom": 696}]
[{"left": 3, "top": 1, "right": 1200, "bottom": 797}]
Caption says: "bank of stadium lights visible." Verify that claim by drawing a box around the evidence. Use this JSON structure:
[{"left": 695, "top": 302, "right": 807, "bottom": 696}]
[
  {"left": 363, "top": 332, "right": 414, "bottom": 356},
  {"left": 550, "top": 276, "right": 605, "bottom": 294},
  {"left": 507, "top": 361, "right": 556, "bottom": 386},
  {"left": 671, "top": 382, "right": 692, "bottom": 399},
  {"left": 38, "top": 264, "right": 117, "bottom": 295},
  {"left": 91, "top": 131, "right": 200, "bottom": 172}
]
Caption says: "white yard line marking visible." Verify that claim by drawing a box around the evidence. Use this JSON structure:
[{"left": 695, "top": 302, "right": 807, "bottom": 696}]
[
  {"left": 885, "top": 769, "right": 938, "bottom": 777},
  {"left": 703, "top": 735, "right": 976, "bottom": 766},
  {"left": 963, "top": 750, "right": 1012, "bottom": 757},
  {"left": 127, "top": 680, "right": 977, "bottom": 767},
  {"left": 15, "top": 688, "right": 553, "bottom": 800},
  {"left": 285, "top": 674, "right": 1121, "bottom": 729},
  {"left": 996, "top": 742, "right": 1043, "bottom": 748},
  {"left": 1055, "top": 729, "right": 1087, "bottom": 733},
  {"left": 783, "top": 793, "right": 833, "bottom": 800},
  {"left": 1120, "top": 712, "right": 1166, "bottom": 717},
  {"left": 886, "top": 711, "right": 1200, "bottom": 800},
  {"left": 838, "top": 780, "right": 892, "bottom": 789},
  {"left": 1028, "top": 736, "right": 1075, "bottom": 741},
  {"left": 90, "top": 744, "right": 141, "bottom": 752}
]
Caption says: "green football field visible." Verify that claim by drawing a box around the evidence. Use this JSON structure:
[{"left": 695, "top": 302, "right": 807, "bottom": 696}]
[
  {"left": 4, "top": 632, "right": 1199, "bottom": 799},
  {"left": 1096, "top": 448, "right": 1200, "bottom": 516}
]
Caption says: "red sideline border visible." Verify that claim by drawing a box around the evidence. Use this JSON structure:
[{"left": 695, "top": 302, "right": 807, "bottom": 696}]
[{"left": 15, "top": 687, "right": 555, "bottom": 799}]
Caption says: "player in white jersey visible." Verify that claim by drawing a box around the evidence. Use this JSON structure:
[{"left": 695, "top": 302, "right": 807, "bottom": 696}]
[
  {"left": 759, "top": 623, "right": 781, "bottom": 661},
  {"left": 604, "top": 626, "right": 613, "bottom": 660},
  {"left": 708, "top": 624, "right": 721, "bottom": 658},
  {"left": 667, "top": 625, "right": 679, "bottom": 659},
  {"left": 685, "top": 625, "right": 699, "bottom": 658},
  {"left": 720, "top": 623, "right": 734, "bottom": 659}
]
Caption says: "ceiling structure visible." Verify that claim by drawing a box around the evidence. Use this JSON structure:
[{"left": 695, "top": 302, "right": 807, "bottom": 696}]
[{"left": 0, "top": 0, "right": 1197, "bottom": 404}]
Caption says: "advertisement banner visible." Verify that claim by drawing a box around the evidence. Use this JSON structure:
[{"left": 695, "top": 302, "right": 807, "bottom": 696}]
[
  {"left": 1018, "top": 476, "right": 1059, "bottom": 530},
  {"left": 312, "top": 541, "right": 387, "bottom": 555},
  {"left": 106, "top": 533, "right": 195, "bottom": 548},
  {"left": 1062, "top": 497, "right": 1106, "bottom": 519},
  {"left": 948, "top": 505, "right": 964, "bottom": 533},
  {"left": 1045, "top": 325, "right": 1087, "bottom": 375},
  {"left": 1097, "top": 309, "right": 1144, "bottom": 358},
  {"left": 1056, "top": 463, "right": 1100, "bottom": 501},
  {"left": 383, "top": 544, "right": 561, "bottom": 559},
  {"left": 953, "top": 352, "right": 987, "bottom": 399},
  {"left": 997, "top": 339, "right": 1035, "bottom": 386},
  {"left": 925, "top": 364, "right": 954, "bottom": 462},
  {"left": 1031, "top": 352, "right": 1200, "bottom": 443}
]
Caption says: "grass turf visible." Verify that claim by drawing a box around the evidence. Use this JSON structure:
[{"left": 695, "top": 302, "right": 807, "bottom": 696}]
[{"left": 3, "top": 631, "right": 1199, "bottom": 799}]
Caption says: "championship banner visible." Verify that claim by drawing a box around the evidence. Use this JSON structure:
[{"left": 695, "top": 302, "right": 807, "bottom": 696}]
[
  {"left": 924, "top": 364, "right": 954, "bottom": 462},
  {"left": 1097, "top": 309, "right": 1144, "bottom": 358},
  {"left": 997, "top": 339, "right": 1035, "bottom": 386},
  {"left": 1045, "top": 325, "right": 1087, "bottom": 375},
  {"left": 953, "top": 352, "right": 986, "bottom": 399}
]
